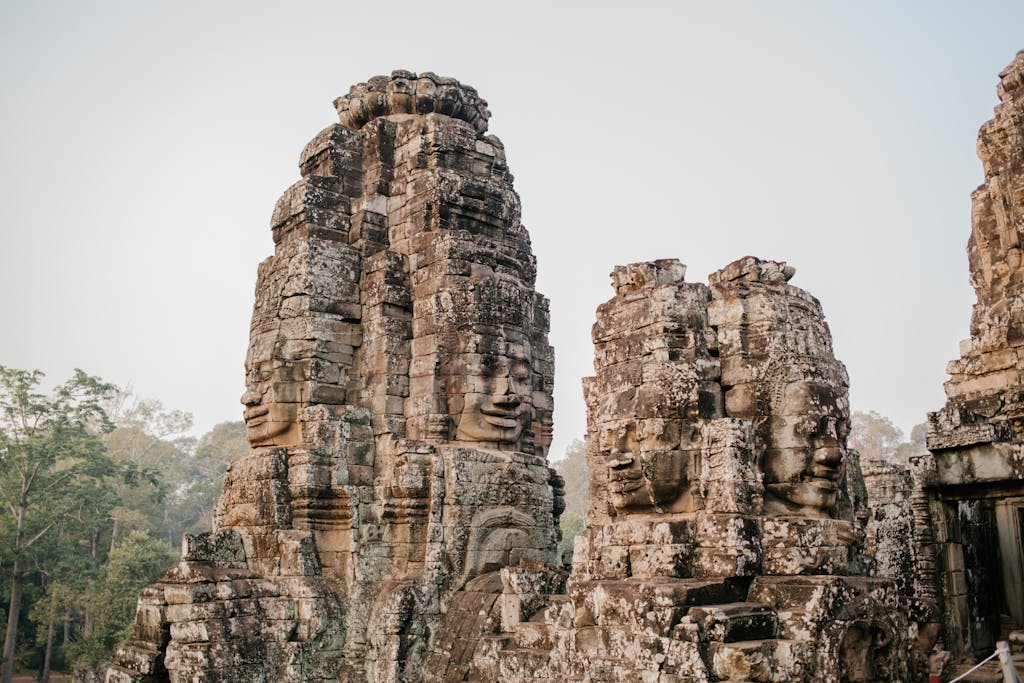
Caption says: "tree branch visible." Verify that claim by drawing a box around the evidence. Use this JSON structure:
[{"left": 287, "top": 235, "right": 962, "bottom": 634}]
[
  {"left": 0, "top": 478, "right": 18, "bottom": 519},
  {"left": 22, "top": 518, "right": 59, "bottom": 550}
]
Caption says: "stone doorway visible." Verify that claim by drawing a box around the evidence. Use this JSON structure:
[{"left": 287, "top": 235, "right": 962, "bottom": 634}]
[
  {"left": 995, "top": 498, "right": 1024, "bottom": 629},
  {"left": 956, "top": 495, "right": 1024, "bottom": 658},
  {"left": 960, "top": 499, "right": 1006, "bottom": 657}
]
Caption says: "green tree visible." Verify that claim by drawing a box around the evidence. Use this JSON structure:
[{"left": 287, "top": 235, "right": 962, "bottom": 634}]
[
  {"left": 0, "top": 367, "right": 118, "bottom": 683},
  {"left": 849, "top": 410, "right": 904, "bottom": 462},
  {"left": 849, "top": 410, "right": 929, "bottom": 466},
  {"left": 66, "top": 531, "right": 174, "bottom": 671},
  {"left": 102, "top": 394, "right": 193, "bottom": 548},
  {"left": 893, "top": 421, "right": 929, "bottom": 465},
  {"left": 552, "top": 438, "right": 588, "bottom": 559},
  {"left": 558, "top": 512, "right": 585, "bottom": 558},
  {"left": 29, "top": 582, "right": 74, "bottom": 682},
  {"left": 552, "top": 438, "right": 588, "bottom": 518},
  {"left": 172, "top": 421, "right": 247, "bottom": 537},
  {"left": 102, "top": 394, "right": 245, "bottom": 549}
]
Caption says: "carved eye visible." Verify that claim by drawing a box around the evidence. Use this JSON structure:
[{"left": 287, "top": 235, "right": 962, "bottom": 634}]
[
  {"left": 836, "top": 421, "right": 850, "bottom": 442},
  {"left": 257, "top": 363, "right": 275, "bottom": 383},
  {"left": 602, "top": 428, "right": 618, "bottom": 451},
  {"left": 511, "top": 360, "right": 530, "bottom": 380}
]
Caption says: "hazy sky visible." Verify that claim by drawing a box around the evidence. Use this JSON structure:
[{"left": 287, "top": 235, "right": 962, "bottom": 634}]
[{"left": 2, "top": 1, "right": 1022, "bottom": 460}]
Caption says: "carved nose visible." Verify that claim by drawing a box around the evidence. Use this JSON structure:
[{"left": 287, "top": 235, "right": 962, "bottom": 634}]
[
  {"left": 495, "top": 377, "right": 521, "bottom": 404},
  {"left": 494, "top": 393, "right": 521, "bottom": 409},
  {"left": 241, "top": 389, "right": 261, "bottom": 406},
  {"left": 814, "top": 447, "right": 842, "bottom": 468},
  {"left": 608, "top": 451, "right": 634, "bottom": 469}
]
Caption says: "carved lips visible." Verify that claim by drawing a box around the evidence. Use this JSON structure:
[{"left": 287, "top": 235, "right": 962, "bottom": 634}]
[
  {"left": 456, "top": 390, "right": 530, "bottom": 445},
  {"left": 241, "top": 401, "right": 297, "bottom": 445},
  {"left": 480, "top": 395, "right": 524, "bottom": 429},
  {"left": 607, "top": 453, "right": 645, "bottom": 495}
]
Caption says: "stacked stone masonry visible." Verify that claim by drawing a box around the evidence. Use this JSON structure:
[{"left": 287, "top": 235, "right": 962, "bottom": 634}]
[
  {"left": 109, "top": 72, "right": 559, "bottom": 683},
  {"left": 423, "top": 257, "right": 906, "bottom": 683},
  {"left": 907, "top": 50, "right": 1024, "bottom": 667},
  {"left": 933, "top": 50, "right": 1024, "bottom": 447},
  {"left": 108, "top": 56, "right": 1024, "bottom": 682}
]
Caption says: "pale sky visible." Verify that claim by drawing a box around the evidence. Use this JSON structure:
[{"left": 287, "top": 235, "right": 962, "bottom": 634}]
[{"left": 2, "top": 1, "right": 1022, "bottom": 460}]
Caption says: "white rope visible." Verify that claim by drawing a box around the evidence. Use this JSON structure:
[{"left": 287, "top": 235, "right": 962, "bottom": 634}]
[{"left": 947, "top": 650, "right": 1001, "bottom": 682}]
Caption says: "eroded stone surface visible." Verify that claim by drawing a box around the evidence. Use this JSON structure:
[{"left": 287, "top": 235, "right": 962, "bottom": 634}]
[
  {"left": 109, "top": 72, "right": 559, "bottom": 683},
  {"left": 900, "top": 50, "right": 1024, "bottom": 667},
  {"left": 436, "top": 257, "right": 906, "bottom": 682},
  {"left": 106, "top": 68, "right": 927, "bottom": 683},
  {"left": 930, "top": 50, "right": 1024, "bottom": 456}
]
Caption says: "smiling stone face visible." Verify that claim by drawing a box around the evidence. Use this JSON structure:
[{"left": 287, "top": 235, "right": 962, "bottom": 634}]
[
  {"left": 599, "top": 418, "right": 693, "bottom": 514},
  {"left": 762, "top": 380, "right": 848, "bottom": 516},
  {"left": 241, "top": 360, "right": 302, "bottom": 446},
  {"left": 447, "top": 342, "right": 534, "bottom": 449},
  {"left": 240, "top": 329, "right": 306, "bottom": 448}
]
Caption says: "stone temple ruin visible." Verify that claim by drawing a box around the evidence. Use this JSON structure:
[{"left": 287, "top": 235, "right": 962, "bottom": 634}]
[
  {"left": 866, "top": 50, "right": 1024, "bottom": 671},
  {"left": 107, "top": 54, "right": 1024, "bottom": 682},
  {"left": 109, "top": 71, "right": 558, "bottom": 682},
  {"left": 434, "top": 256, "right": 904, "bottom": 683}
]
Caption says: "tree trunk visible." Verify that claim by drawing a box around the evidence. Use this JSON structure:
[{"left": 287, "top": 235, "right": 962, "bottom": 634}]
[
  {"left": 40, "top": 616, "right": 54, "bottom": 683},
  {"left": 2, "top": 498, "right": 27, "bottom": 683},
  {"left": 1, "top": 556, "right": 24, "bottom": 683},
  {"left": 83, "top": 609, "right": 93, "bottom": 637},
  {"left": 109, "top": 516, "right": 120, "bottom": 553},
  {"left": 83, "top": 530, "right": 100, "bottom": 637}
]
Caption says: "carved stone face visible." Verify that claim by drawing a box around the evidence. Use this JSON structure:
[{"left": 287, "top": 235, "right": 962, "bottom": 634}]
[
  {"left": 762, "top": 381, "right": 848, "bottom": 516},
  {"left": 601, "top": 419, "right": 691, "bottom": 514},
  {"left": 839, "top": 621, "right": 891, "bottom": 682},
  {"left": 449, "top": 342, "right": 533, "bottom": 448},
  {"left": 241, "top": 338, "right": 303, "bottom": 447}
]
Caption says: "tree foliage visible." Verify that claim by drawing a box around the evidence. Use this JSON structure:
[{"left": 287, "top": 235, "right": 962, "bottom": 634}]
[
  {"left": 177, "top": 421, "right": 246, "bottom": 536},
  {"left": 558, "top": 512, "right": 584, "bottom": 558},
  {"left": 0, "top": 367, "right": 120, "bottom": 683},
  {"left": 849, "top": 410, "right": 928, "bottom": 466},
  {"left": 849, "top": 410, "right": 904, "bottom": 461},
  {"left": 66, "top": 532, "right": 174, "bottom": 669},
  {"left": 552, "top": 438, "right": 588, "bottom": 559},
  {"left": 553, "top": 438, "right": 588, "bottom": 518},
  {"left": 0, "top": 366, "right": 246, "bottom": 679}
]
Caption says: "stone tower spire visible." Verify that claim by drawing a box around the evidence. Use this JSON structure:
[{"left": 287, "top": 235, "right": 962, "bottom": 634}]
[
  {"left": 931, "top": 51, "right": 1024, "bottom": 445},
  {"left": 108, "top": 72, "right": 560, "bottom": 683}
]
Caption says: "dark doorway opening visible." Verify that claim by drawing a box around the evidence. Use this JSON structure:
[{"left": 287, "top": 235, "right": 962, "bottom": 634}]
[{"left": 959, "top": 496, "right": 1024, "bottom": 658}]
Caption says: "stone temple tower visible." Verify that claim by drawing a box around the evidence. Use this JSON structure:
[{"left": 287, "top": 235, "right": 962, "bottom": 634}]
[
  {"left": 108, "top": 72, "right": 561, "bottom": 683},
  {"left": 434, "top": 258, "right": 907, "bottom": 683},
  {"left": 913, "top": 51, "right": 1024, "bottom": 662}
]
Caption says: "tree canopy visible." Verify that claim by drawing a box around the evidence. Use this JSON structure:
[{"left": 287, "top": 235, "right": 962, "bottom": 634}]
[
  {"left": 849, "top": 410, "right": 927, "bottom": 466},
  {"left": 552, "top": 438, "right": 588, "bottom": 558},
  {"left": 0, "top": 366, "right": 247, "bottom": 680}
]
